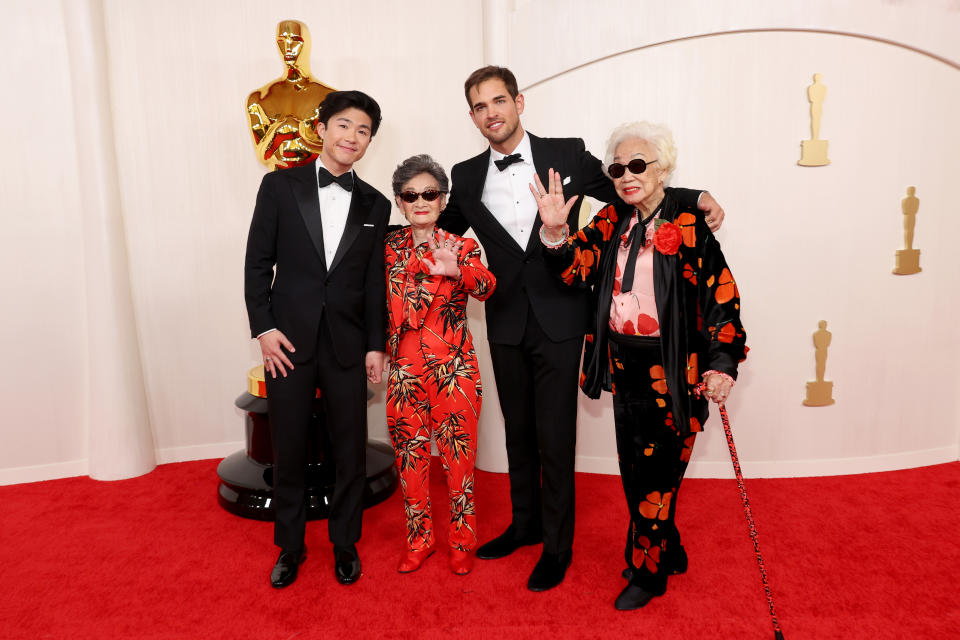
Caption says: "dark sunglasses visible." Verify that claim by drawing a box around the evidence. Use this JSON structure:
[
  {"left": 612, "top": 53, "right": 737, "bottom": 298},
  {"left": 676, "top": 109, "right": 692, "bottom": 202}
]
[
  {"left": 607, "top": 158, "right": 658, "bottom": 179},
  {"left": 399, "top": 189, "right": 446, "bottom": 203}
]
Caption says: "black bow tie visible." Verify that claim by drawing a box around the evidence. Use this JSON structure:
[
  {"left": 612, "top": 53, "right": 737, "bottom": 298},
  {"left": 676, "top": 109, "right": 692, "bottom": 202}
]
[
  {"left": 494, "top": 153, "right": 523, "bottom": 171},
  {"left": 317, "top": 166, "right": 354, "bottom": 192}
]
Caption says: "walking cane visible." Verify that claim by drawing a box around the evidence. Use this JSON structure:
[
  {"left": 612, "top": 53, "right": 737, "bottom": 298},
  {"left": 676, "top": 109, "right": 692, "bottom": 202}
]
[{"left": 697, "top": 385, "right": 785, "bottom": 640}]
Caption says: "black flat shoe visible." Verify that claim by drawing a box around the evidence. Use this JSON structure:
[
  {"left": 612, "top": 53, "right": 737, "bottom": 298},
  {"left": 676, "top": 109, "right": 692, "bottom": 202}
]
[
  {"left": 476, "top": 526, "right": 541, "bottom": 560},
  {"left": 270, "top": 547, "right": 307, "bottom": 588},
  {"left": 614, "top": 583, "right": 658, "bottom": 610},
  {"left": 526, "top": 550, "right": 572, "bottom": 592},
  {"left": 334, "top": 545, "right": 361, "bottom": 585}
]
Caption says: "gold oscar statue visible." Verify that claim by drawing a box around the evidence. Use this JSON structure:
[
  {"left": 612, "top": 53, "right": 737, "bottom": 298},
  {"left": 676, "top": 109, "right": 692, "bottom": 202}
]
[
  {"left": 798, "top": 73, "right": 830, "bottom": 167},
  {"left": 803, "top": 320, "right": 835, "bottom": 406},
  {"left": 247, "top": 20, "right": 335, "bottom": 170},
  {"left": 893, "top": 186, "right": 922, "bottom": 275}
]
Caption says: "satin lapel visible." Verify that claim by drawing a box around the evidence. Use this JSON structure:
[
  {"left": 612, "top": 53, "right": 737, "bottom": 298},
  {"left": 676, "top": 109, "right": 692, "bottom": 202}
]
[
  {"left": 525, "top": 133, "right": 557, "bottom": 256},
  {"left": 653, "top": 192, "right": 690, "bottom": 428},
  {"left": 463, "top": 150, "right": 524, "bottom": 257},
  {"left": 329, "top": 179, "right": 372, "bottom": 274},
  {"left": 292, "top": 163, "right": 327, "bottom": 272}
]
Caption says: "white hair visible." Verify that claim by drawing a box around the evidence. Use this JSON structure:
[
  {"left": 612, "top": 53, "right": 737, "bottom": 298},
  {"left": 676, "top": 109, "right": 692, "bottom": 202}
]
[{"left": 603, "top": 121, "right": 677, "bottom": 183}]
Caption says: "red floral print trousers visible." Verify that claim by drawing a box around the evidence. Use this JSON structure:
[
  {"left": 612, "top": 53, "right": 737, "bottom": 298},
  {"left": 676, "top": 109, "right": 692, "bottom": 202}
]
[
  {"left": 610, "top": 335, "right": 697, "bottom": 595},
  {"left": 386, "top": 346, "right": 480, "bottom": 553}
]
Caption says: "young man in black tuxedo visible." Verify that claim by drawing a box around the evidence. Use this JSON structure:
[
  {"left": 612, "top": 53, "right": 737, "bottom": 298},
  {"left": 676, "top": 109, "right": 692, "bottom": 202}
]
[
  {"left": 244, "top": 90, "right": 390, "bottom": 588},
  {"left": 437, "top": 66, "right": 725, "bottom": 592}
]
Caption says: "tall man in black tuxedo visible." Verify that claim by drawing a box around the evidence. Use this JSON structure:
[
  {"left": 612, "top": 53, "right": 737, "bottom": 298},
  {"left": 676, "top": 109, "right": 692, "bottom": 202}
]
[
  {"left": 245, "top": 90, "right": 390, "bottom": 588},
  {"left": 437, "top": 66, "right": 725, "bottom": 591}
]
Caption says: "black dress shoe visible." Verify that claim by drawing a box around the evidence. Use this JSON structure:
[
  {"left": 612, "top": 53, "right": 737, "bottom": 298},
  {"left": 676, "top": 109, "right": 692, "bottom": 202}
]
[
  {"left": 614, "top": 583, "right": 658, "bottom": 610},
  {"left": 334, "top": 545, "right": 361, "bottom": 585},
  {"left": 270, "top": 547, "right": 307, "bottom": 588},
  {"left": 621, "top": 545, "right": 688, "bottom": 580},
  {"left": 476, "top": 526, "right": 541, "bottom": 560},
  {"left": 526, "top": 550, "right": 572, "bottom": 591}
]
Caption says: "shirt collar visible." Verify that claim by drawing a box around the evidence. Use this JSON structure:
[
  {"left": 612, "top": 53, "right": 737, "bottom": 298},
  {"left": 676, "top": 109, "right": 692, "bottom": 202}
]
[
  {"left": 488, "top": 130, "right": 533, "bottom": 167},
  {"left": 317, "top": 157, "right": 354, "bottom": 185}
]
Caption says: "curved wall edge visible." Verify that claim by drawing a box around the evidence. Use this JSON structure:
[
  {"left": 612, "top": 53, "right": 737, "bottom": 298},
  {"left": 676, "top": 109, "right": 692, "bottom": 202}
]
[{"left": 521, "top": 28, "right": 960, "bottom": 94}]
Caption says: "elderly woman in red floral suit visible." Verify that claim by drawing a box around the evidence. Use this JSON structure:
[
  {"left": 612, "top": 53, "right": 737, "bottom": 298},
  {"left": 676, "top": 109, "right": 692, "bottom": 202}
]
[
  {"left": 384, "top": 154, "right": 496, "bottom": 576},
  {"left": 533, "top": 122, "right": 747, "bottom": 609}
]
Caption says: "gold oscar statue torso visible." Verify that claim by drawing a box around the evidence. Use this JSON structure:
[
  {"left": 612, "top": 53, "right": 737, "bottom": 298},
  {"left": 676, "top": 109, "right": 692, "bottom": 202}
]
[
  {"left": 893, "top": 186, "right": 922, "bottom": 275},
  {"left": 803, "top": 320, "right": 835, "bottom": 406},
  {"left": 247, "top": 20, "right": 335, "bottom": 170},
  {"left": 799, "top": 73, "right": 830, "bottom": 167}
]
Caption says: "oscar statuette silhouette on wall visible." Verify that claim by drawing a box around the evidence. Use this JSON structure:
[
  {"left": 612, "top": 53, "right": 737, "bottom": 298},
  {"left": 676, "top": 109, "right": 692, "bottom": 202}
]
[
  {"left": 246, "top": 20, "right": 335, "bottom": 170},
  {"left": 893, "top": 186, "right": 922, "bottom": 275},
  {"left": 803, "top": 320, "right": 836, "bottom": 406},
  {"left": 798, "top": 73, "right": 830, "bottom": 167}
]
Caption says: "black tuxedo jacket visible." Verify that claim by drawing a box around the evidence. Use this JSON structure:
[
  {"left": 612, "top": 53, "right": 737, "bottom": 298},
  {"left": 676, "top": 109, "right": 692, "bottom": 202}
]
[
  {"left": 438, "top": 134, "right": 617, "bottom": 345},
  {"left": 244, "top": 162, "right": 390, "bottom": 367}
]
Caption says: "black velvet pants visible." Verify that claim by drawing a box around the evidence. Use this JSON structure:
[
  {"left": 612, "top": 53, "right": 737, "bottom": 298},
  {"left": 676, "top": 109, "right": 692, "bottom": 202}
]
[{"left": 609, "top": 334, "right": 697, "bottom": 594}]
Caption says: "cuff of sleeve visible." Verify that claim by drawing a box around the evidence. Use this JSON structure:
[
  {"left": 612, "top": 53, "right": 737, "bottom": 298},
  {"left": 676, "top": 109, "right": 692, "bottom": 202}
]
[
  {"left": 702, "top": 369, "right": 735, "bottom": 387},
  {"left": 256, "top": 328, "right": 277, "bottom": 338},
  {"left": 457, "top": 266, "right": 478, "bottom": 290}
]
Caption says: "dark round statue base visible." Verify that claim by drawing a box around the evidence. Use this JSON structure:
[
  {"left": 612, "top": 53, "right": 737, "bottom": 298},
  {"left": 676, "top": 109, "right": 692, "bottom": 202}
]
[
  {"left": 217, "top": 440, "right": 397, "bottom": 521},
  {"left": 217, "top": 383, "right": 397, "bottom": 521}
]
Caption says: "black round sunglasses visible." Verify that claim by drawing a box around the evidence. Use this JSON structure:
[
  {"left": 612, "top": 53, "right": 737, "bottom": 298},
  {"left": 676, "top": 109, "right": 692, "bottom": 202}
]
[
  {"left": 399, "top": 189, "right": 447, "bottom": 203},
  {"left": 607, "top": 158, "right": 658, "bottom": 179}
]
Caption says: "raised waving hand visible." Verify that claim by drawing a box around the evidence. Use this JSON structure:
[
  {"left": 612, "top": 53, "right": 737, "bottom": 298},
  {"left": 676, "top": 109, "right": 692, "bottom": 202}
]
[
  {"left": 530, "top": 168, "right": 577, "bottom": 242},
  {"left": 422, "top": 229, "right": 463, "bottom": 278}
]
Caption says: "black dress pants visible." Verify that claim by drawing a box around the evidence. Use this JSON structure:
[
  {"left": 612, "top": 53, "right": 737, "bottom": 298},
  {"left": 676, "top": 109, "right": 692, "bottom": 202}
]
[
  {"left": 265, "top": 318, "right": 368, "bottom": 553},
  {"left": 610, "top": 334, "right": 696, "bottom": 594},
  {"left": 488, "top": 308, "right": 583, "bottom": 554}
]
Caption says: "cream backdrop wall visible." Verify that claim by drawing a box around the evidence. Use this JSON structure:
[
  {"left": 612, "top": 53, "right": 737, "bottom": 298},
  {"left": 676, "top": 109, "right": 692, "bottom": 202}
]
[{"left": 1, "top": 0, "right": 958, "bottom": 485}]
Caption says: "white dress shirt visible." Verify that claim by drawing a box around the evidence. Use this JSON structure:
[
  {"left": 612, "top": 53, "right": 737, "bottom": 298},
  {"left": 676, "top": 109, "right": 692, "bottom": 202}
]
[
  {"left": 482, "top": 132, "right": 538, "bottom": 249},
  {"left": 317, "top": 158, "right": 354, "bottom": 268}
]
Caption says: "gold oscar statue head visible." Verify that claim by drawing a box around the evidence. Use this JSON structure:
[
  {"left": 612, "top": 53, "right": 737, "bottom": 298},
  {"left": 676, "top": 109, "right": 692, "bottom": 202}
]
[
  {"left": 247, "top": 20, "right": 335, "bottom": 170},
  {"left": 276, "top": 20, "right": 310, "bottom": 76}
]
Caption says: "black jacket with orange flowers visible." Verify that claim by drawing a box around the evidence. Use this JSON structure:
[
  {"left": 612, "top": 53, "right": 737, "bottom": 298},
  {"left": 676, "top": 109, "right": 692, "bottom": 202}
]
[{"left": 543, "top": 188, "right": 747, "bottom": 434}]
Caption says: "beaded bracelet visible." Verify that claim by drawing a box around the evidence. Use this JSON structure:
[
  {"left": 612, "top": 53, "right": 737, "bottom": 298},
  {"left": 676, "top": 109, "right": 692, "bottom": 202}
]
[{"left": 539, "top": 224, "right": 569, "bottom": 248}]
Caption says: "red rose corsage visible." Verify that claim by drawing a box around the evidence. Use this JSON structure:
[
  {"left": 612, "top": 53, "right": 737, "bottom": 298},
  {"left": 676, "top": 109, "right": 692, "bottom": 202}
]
[{"left": 652, "top": 221, "right": 682, "bottom": 255}]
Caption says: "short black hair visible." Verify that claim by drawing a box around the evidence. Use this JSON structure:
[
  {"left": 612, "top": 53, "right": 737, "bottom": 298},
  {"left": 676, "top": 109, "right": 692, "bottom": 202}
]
[{"left": 318, "top": 90, "right": 382, "bottom": 136}]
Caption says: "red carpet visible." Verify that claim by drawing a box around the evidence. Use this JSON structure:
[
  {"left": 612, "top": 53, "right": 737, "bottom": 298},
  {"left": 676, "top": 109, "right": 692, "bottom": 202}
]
[{"left": 1, "top": 460, "right": 958, "bottom": 639}]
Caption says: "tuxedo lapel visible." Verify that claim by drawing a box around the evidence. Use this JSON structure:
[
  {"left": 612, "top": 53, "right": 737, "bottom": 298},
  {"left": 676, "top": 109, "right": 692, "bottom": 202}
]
[
  {"left": 462, "top": 150, "right": 525, "bottom": 256},
  {"left": 525, "top": 133, "right": 556, "bottom": 256},
  {"left": 291, "top": 163, "right": 327, "bottom": 272},
  {"left": 529, "top": 133, "right": 553, "bottom": 194},
  {"left": 328, "top": 177, "right": 372, "bottom": 274}
]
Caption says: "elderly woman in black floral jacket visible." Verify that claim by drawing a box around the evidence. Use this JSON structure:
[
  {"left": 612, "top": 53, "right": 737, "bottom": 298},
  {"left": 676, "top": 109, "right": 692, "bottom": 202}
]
[{"left": 531, "top": 122, "right": 747, "bottom": 610}]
